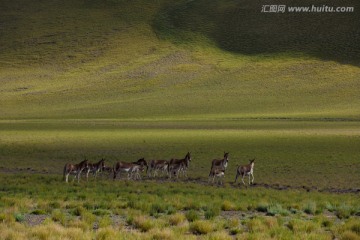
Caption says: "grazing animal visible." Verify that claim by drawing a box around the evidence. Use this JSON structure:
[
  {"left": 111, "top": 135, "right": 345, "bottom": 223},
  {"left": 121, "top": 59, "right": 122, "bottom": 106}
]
[
  {"left": 113, "top": 161, "right": 145, "bottom": 180},
  {"left": 148, "top": 160, "right": 169, "bottom": 177},
  {"left": 63, "top": 159, "right": 89, "bottom": 183},
  {"left": 210, "top": 152, "right": 229, "bottom": 171},
  {"left": 168, "top": 161, "right": 186, "bottom": 179},
  {"left": 85, "top": 158, "right": 106, "bottom": 181},
  {"left": 168, "top": 152, "right": 191, "bottom": 178},
  {"left": 132, "top": 158, "right": 148, "bottom": 173},
  {"left": 208, "top": 166, "right": 226, "bottom": 185},
  {"left": 234, "top": 159, "right": 255, "bottom": 185}
]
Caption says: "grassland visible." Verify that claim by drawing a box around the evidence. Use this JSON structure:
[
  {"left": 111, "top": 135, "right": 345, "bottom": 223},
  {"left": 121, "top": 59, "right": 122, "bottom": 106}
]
[
  {"left": 1, "top": 174, "right": 360, "bottom": 240},
  {"left": 0, "top": 0, "right": 360, "bottom": 120},
  {"left": 1, "top": 0, "right": 360, "bottom": 238}
]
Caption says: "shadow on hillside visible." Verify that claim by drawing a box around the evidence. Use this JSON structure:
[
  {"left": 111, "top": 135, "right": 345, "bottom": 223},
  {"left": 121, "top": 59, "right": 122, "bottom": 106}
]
[{"left": 153, "top": 0, "right": 360, "bottom": 66}]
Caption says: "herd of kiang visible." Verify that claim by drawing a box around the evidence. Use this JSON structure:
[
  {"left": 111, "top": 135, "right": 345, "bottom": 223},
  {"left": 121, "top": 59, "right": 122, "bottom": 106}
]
[{"left": 63, "top": 152, "right": 255, "bottom": 186}]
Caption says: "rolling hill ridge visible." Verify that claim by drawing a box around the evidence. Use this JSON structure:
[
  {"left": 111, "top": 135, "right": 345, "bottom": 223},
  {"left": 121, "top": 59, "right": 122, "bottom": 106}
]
[{"left": 0, "top": 0, "right": 359, "bottom": 120}]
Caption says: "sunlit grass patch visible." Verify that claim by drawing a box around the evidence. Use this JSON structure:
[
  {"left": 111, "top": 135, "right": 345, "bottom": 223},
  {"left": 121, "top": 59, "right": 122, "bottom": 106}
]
[
  {"left": 132, "top": 215, "right": 154, "bottom": 232},
  {"left": 168, "top": 213, "right": 186, "bottom": 226},
  {"left": 190, "top": 220, "right": 214, "bottom": 235}
]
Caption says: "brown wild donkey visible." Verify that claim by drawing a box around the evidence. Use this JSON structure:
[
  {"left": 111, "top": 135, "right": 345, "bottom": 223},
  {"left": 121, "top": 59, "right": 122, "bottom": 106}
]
[
  {"left": 208, "top": 166, "right": 226, "bottom": 185},
  {"left": 210, "top": 152, "right": 229, "bottom": 170},
  {"left": 234, "top": 159, "right": 255, "bottom": 185},
  {"left": 85, "top": 158, "right": 106, "bottom": 181},
  {"left": 63, "top": 159, "right": 89, "bottom": 183},
  {"left": 168, "top": 152, "right": 191, "bottom": 178}
]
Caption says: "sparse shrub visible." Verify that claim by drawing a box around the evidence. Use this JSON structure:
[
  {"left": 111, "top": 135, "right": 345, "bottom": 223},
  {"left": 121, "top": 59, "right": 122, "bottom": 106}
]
[
  {"left": 185, "top": 210, "right": 199, "bottom": 222},
  {"left": 14, "top": 213, "right": 25, "bottom": 222},
  {"left": 169, "top": 213, "right": 186, "bottom": 226},
  {"left": 221, "top": 200, "right": 236, "bottom": 211},
  {"left": 190, "top": 220, "right": 214, "bottom": 234}
]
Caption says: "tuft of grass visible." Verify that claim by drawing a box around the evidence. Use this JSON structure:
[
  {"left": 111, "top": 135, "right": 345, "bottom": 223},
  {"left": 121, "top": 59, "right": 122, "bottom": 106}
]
[
  {"left": 303, "top": 201, "right": 317, "bottom": 215},
  {"left": 96, "top": 227, "right": 118, "bottom": 240},
  {"left": 149, "top": 228, "right": 175, "bottom": 240},
  {"left": 204, "top": 205, "right": 220, "bottom": 220},
  {"left": 185, "top": 210, "right": 199, "bottom": 222},
  {"left": 341, "top": 231, "right": 359, "bottom": 240},
  {"left": 31, "top": 209, "right": 47, "bottom": 215},
  {"left": 132, "top": 215, "right": 154, "bottom": 232},
  {"left": 190, "top": 220, "right": 214, "bottom": 235},
  {"left": 168, "top": 213, "right": 186, "bottom": 226},
  {"left": 207, "top": 231, "right": 233, "bottom": 240},
  {"left": 51, "top": 209, "right": 66, "bottom": 225},
  {"left": 336, "top": 204, "right": 353, "bottom": 219},
  {"left": 221, "top": 200, "right": 236, "bottom": 211},
  {"left": 267, "top": 203, "right": 289, "bottom": 216},
  {"left": 99, "top": 216, "right": 113, "bottom": 228},
  {"left": 256, "top": 202, "right": 269, "bottom": 213}
]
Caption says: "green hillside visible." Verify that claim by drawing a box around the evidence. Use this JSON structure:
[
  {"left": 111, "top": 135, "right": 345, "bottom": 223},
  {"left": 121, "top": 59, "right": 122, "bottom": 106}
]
[{"left": 0, "top": 0, "right": 360, "bottom": 120}]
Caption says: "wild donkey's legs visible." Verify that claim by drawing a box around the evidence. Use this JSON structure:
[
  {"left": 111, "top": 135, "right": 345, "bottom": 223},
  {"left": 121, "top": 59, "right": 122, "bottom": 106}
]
[
  {"left": 251, "top": 173, "right": 254, "bottom": 184},
  {"left": 234, "top": 171, "right": 239, "bottom": 183},
  {"left": 241, "top": 174, "right": 246, "bottom": 185}
]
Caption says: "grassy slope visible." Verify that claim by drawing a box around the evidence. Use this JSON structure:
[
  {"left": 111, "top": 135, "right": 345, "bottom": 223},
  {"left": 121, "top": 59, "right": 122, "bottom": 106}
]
[
  {"left": 0, "top": 0, "right": 359, "bottom": 120},
  {"left": 0, "top": 0, "right": 359, "bottom": 189}
]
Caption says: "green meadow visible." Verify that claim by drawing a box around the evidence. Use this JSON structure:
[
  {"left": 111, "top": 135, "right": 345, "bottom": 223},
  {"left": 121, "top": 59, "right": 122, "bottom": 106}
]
[
  {"left": 1, "top": 0, "right": 360, "bottom": 239},
  {"left": 1, "top": 119, "right": 360, "bottom": 189}
]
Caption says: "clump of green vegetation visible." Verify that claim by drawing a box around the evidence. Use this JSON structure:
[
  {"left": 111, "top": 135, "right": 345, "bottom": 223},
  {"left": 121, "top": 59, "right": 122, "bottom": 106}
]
[
  {"left": 336, "top": 204, "right": 353, "bottom": 219},
  {"left": 31, "top": 209, "right": 47, "bottom": 215},
  {"left": 185, "top": 210, "right": 199, "bottom": 222},
  {"left": 267, "top": 203, "right": 289, "bottom": 216},
  {"left": 204, "top": 205, "right": 220, "bottom": 219},
  {"left": 256, "top": 201, "right": 269, "bottom": 213},
  {"left": 14, "top": 213, "right": 25, "bottom": 223},
  {"left": 303, "top": 201, "right": 317, "bottom": 215}
]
